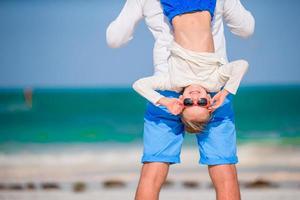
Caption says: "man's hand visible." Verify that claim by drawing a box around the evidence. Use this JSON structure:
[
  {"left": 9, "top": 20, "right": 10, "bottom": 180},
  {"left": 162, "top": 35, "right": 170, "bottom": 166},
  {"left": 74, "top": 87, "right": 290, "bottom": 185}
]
[
  {"left": 210, "top": 90, "right": 229, "bottom": 112},
  {"left": 158, "top": 97, "right": 184, "bottom": 115}
]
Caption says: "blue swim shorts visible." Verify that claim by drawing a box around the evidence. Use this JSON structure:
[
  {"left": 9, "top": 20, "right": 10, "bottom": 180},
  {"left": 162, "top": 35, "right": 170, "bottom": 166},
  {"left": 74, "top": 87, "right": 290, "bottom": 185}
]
[
  {"left": 160, "top": 0, "right": 217, "bottom": 23},
  {"left": 142, "top": 90, "right": 238, "bottom": 165}
]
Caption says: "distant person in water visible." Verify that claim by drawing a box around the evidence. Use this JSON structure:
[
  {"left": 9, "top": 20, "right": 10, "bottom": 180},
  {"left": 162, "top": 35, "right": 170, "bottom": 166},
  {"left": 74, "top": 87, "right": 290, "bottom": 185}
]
[
  {"left": 106, "top": 0, "right": 255, "bottom": 199},
  {"left": 24, "top": 87, "right": 33, "bottom": 108}
]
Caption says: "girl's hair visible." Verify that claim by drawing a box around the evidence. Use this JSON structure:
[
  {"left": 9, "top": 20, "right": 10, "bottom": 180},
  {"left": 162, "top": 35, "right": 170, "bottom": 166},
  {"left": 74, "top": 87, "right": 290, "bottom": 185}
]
[{"left": 181, "top": 112, "right": 211, "bottom": 134}]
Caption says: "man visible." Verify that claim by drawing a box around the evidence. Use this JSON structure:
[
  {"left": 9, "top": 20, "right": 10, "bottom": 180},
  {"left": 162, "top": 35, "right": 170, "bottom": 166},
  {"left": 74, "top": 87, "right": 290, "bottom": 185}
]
[{"left": 106, "top": 0, "right": 255, "bottom": 199}]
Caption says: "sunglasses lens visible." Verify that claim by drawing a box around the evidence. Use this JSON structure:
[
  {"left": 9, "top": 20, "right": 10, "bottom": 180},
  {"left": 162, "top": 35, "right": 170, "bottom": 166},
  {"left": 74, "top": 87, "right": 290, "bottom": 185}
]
[
  {"left": 183, "top": 98, "right": 193, "bottom": 106},
  {"left": 198, "top": 98, "right": 208, "bottom": 106}
]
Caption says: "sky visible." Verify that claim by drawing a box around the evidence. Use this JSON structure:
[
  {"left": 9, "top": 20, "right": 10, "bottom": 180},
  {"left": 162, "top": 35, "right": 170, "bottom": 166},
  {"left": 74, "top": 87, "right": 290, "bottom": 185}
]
[{"left": 0, "top": 0, "right": 300, "bottom": 88}]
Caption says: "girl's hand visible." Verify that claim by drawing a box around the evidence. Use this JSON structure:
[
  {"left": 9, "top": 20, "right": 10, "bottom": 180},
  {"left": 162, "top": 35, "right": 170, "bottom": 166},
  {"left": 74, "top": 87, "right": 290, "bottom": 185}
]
[
  {"left": 210, "top": 90, "right": 229, "bottom": 112},
  {"left": 158, "top": 97, "right": 184, "bottom": 115}
]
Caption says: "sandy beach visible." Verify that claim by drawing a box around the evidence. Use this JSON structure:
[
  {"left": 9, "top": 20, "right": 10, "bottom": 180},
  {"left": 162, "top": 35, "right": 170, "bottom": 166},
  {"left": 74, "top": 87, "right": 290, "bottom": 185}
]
[
  {"left": 0, "top": 143, "right": 300, "bottom": 199},
  {"left": 1, "top": 189, "right": 300, "bottom": 200}
]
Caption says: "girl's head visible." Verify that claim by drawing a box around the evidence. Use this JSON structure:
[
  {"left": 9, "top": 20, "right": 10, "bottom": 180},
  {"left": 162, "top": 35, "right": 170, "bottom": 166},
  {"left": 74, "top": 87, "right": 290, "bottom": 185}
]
[{"left": 180, "top": 84, "right": 212, "bottom": 133}]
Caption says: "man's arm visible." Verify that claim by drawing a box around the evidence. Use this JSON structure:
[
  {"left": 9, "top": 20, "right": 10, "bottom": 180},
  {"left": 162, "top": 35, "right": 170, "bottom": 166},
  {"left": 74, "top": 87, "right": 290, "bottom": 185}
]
[
  {"left": 223, "top": 0, "right": 255, "bottom": 38},
  {"left": 106, "top": 0, "right": 143, "bottom": 48}
]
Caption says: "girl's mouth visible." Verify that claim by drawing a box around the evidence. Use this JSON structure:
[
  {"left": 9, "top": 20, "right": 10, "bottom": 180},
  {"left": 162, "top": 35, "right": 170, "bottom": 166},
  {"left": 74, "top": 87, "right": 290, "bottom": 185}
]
[{"left": 189, "top": 90, "right": 201, "bottom": 95}]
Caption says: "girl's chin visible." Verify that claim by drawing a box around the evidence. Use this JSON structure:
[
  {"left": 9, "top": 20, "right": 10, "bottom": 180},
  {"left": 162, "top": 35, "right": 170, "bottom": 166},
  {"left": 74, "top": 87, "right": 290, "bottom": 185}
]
[{"left": 189, "top": 84, "right": 203, "bottom": 90}]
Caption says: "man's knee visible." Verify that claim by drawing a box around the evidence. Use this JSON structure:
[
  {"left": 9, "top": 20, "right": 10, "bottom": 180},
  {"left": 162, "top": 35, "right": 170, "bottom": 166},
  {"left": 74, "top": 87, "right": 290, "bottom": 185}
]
[
  {"left": 208, "top": 164, "right": 240, "bottom": 200},
  {"left": 139, "top": 162, "right": 170, "bottom": 188},
  {"left": 208, "top": 164, "right": 239, "bottom": 186}
]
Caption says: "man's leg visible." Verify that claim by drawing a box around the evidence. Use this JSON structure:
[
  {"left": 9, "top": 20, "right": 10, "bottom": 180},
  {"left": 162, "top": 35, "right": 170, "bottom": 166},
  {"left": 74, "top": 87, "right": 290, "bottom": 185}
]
[
  {"left": 196, "top": 94, "right": 240, "bottom": 199},
  {"left": 208, "top": 164, "right": 241, "bottom": 200},
  {"left": 137, "top": 91, "right": 184, "bottom": 199},
  {"left": 135, "top": 162, "right": 169, "bottom": 200}
]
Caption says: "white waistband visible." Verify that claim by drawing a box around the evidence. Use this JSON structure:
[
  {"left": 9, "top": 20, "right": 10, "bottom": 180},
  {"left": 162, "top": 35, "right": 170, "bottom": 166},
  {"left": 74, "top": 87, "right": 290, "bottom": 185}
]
[{"left": 169, "top": 42, "right": 226, "bottom": 65}]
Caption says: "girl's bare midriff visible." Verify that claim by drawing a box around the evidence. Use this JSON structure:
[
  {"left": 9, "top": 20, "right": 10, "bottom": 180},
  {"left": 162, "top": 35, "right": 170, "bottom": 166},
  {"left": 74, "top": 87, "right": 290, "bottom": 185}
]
[{"left": 172, "top": 11, "right": 214, "bottom": 53}]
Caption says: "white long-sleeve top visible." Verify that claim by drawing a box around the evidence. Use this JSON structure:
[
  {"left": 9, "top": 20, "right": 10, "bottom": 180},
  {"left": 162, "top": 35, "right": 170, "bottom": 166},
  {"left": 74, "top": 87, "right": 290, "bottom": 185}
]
[
  {"left": 106, "top": 0, "right": 255, "bottom": 75},
  {"left": 106, "top": 0, "right": 173, "bottom": 75},
  {"left": 133, "top": 42, "right": 249, "bottom": 104}
]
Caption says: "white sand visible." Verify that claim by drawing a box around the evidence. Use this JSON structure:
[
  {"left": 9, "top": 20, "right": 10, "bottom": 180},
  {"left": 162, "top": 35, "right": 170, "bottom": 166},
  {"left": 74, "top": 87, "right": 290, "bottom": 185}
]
[
  {"left": 1, "top": 143, "right": 300, "bottom": 182},
  {"left": 0, "top": 189, "right": 300, "bottom": 200},
  {"left": 0, "top": 144, "right": 299, "bottom": 199}
]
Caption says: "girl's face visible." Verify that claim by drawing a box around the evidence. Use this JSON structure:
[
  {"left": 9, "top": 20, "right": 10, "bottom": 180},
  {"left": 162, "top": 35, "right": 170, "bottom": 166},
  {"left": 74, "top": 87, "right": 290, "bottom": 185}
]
[
  {"left": 181, "top": 84, "right": 211, "bottom": 102},
  {"left": 180, "top": 84, "right": 212, "bottom": 122}
]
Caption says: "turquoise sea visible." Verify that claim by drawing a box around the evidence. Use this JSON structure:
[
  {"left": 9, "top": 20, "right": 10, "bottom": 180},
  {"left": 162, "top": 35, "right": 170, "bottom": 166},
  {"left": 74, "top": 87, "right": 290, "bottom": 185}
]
[{"left": 0, "top": 86, "right": 300, "bottom": 147}]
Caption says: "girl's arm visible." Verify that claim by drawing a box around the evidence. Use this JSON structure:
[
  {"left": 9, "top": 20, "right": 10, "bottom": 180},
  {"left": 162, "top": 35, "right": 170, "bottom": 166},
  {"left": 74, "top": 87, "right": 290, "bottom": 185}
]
[
  {"left": 220, "top": 59, "right": 249, "bottom": 95},
  {"left": 211, "top": 60, "right": 248, "bottom": 111},
  {"left": 132, "top": 74, "right": 172, "bottom": 105},
  {"left": 133, "top": 75, "right": 183, "bottom": 115}
]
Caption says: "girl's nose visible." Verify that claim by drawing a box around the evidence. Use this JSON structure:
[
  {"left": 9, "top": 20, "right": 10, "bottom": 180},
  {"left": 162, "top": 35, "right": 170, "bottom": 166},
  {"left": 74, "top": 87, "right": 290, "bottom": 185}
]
[
  {"left": 191, "top": 98, "right": 198, "bottom": 105},
  {"left": 191, "top": 95, "right": 198, "bottom": 101}
]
